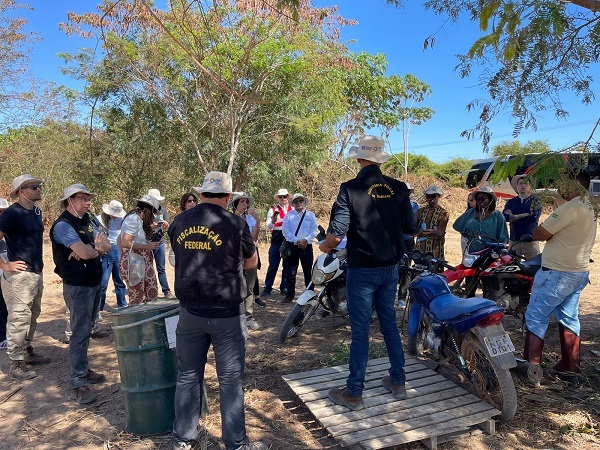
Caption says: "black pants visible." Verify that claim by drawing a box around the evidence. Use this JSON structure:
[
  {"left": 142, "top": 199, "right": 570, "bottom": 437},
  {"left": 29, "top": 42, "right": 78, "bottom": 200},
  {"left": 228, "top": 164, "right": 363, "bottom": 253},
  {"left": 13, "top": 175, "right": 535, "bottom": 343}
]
[
  {"left": 285, "top": 244, "right": 314, "bottom": 299},
  {"left": 0, "top": 284, "right": 6, "bottom": 342}
]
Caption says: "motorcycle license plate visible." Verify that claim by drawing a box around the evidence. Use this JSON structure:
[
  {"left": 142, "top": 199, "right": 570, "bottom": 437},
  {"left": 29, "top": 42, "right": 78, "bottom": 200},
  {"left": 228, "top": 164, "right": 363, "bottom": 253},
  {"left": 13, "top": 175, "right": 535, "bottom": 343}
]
[{"left": 484, "top": 333, "right": 515, "bottom": 356}]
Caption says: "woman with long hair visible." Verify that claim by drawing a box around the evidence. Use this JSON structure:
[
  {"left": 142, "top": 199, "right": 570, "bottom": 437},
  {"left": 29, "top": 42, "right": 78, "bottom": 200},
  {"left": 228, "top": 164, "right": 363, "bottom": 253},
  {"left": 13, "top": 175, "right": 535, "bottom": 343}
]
[
  {"left": 179, "top": 192, "right": 198, "bottom": 212},
  {"left": 118, "top": 195, "right": 161, "bottom": 304}
]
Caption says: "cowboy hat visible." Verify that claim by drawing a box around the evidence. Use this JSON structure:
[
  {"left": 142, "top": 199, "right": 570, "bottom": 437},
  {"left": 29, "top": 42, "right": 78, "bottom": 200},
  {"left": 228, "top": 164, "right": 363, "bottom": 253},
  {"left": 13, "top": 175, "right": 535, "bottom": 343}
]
[
  {"left": 134, "top": 194, "right": 160, "bottom": 212},
  {"left": 510, "top": 174, "right": 531, "bottom": 194},
  {"left": 58, "top": 184, "right": 97, "bottom": 208},
  {"left": 348, "top": 135, "right": 391, "bottom": 164},
  {"left": 291, "top": 193, "right": 309, "bottom": 206},
  {"left": 9, "top": 174, "right": 44, "bottom": 199},
  {"left": 102, "top": 200, "right": 127, "bottom": 218},
  {"left": 473, "top": 185, "right": 498, "bottom": 202},
  {"left": 147, "top": 188, "right": 165, "bottom": 201},
  {"left": 193, "top": 171, "right": 233, "bottom": 195}
]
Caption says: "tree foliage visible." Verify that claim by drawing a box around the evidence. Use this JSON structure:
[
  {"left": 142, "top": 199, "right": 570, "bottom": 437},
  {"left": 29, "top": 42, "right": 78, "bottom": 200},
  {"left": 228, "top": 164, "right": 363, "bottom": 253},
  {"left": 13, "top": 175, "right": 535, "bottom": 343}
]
[
  {"left": 491, "top": 139, "right": 551, "bottom": 157},
  {"left": 401, "top": 0, "right": 600, "bottom": 149}
]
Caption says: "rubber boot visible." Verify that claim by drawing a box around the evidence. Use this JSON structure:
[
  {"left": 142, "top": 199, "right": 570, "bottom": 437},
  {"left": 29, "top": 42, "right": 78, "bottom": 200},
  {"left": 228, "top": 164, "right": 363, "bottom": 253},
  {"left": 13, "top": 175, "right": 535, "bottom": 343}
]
[
  {"left": 523, "top": 331, "right": 544, "bottom": 365},
  {"left": 552, "top": 325, "right": 580, "bottom": 385},
  {"left": 522, "top": 331, "right": 544, "bottom": 387}
]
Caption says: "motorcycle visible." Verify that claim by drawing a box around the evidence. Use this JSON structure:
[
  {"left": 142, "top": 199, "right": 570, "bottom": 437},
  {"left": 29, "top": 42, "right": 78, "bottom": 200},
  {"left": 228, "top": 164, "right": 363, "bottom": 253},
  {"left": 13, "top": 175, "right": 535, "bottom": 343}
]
[
  {"left": 443, "top": 235, "right": 541, "bottom": 319},
  {"left": 407, "top": 256, "right": 519, "bottom": 422},
  {"left": 278, "top": 228, "right": 348, "bottom": 343}
]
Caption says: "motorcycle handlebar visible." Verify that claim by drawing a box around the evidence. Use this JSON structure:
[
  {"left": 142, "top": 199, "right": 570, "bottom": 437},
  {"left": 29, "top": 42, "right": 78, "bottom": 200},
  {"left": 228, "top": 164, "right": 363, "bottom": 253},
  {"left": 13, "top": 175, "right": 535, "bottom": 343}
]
[{"left": 429, "top": 258, "right": 456, "bottom": 272}]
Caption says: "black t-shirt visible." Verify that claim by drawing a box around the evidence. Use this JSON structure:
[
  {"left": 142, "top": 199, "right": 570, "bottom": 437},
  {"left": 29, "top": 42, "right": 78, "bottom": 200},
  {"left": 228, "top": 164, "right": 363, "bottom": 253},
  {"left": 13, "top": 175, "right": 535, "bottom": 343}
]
[
  {"left": 167, "top": 203, "right": 255, "bottom": 317},
  {"left": 0, "top": 203, "right": 44, "bottom": 273}
]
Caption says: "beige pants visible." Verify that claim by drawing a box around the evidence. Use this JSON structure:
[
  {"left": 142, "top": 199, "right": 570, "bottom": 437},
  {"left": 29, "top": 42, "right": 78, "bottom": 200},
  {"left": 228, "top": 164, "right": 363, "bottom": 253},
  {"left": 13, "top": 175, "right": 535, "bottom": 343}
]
[{"left": 1, "top": 271, "right": 43, "bottom": 361}]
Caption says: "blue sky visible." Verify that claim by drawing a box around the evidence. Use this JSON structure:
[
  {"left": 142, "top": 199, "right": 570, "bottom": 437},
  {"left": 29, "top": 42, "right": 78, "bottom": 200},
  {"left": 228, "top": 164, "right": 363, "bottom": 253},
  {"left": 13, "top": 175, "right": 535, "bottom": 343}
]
[{"left": 18, "top": 1, "right": 600, "bottom": 163}]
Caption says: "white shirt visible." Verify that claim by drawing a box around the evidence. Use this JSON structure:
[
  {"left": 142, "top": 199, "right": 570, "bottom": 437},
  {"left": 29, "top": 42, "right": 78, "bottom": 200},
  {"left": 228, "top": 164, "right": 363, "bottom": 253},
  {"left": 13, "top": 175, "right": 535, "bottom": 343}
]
[
  {"left": 282, "top": 209, "right": 318, "bottom": 245},
  {"left": 120, "top": 214, "right": 147, "bottom": 245}
]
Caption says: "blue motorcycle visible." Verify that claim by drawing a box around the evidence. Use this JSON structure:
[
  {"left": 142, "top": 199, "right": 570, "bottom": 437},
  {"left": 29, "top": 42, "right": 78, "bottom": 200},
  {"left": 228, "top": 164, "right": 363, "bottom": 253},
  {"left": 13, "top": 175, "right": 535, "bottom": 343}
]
[{"left": 407, "top": 252, "right": 518, "bottom": 422}]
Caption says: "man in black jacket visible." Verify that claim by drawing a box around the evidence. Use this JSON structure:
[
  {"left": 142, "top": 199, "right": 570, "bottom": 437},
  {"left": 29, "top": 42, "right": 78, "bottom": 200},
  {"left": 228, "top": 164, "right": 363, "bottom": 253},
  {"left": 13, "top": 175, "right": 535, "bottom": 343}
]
[
  {"left": 168, "top": 171, "right": 268, "bottom": 450},
  {"left": 320, "top": 136, "right": 418, "bottom": 410},
  {"left": 50, "top": 184, "right": 111, "bottom": 404}
]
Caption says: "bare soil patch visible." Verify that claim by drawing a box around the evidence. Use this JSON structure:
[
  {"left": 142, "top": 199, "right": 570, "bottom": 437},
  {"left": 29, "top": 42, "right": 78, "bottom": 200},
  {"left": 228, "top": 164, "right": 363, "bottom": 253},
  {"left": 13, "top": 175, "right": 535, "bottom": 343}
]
[{"left": 1, "top": 194, "right": 600, "bottom": 449}]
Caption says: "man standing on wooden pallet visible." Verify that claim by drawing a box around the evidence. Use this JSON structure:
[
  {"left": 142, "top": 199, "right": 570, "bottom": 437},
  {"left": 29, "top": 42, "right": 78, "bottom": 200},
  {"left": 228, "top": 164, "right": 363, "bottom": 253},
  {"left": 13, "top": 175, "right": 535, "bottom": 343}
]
[{"left": 320, "top": 136, "right": 418, "bottom": 410}]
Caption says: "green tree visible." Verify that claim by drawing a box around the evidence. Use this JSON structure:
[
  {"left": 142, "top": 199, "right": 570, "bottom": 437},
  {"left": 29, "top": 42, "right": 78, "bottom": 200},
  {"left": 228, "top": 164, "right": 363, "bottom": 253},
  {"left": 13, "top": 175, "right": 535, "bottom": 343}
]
[
  {"left": 492, "top": 139, "right": 551, "bottom": 157},
  {"left": 62, "top": 0, "right": 350, "bottom": 185}
]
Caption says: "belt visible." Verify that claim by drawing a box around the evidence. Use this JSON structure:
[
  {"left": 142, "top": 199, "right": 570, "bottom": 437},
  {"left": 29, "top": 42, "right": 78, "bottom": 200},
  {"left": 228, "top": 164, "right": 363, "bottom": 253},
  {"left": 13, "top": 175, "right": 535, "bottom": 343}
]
[{"left": 541, "top": 266, "right": 551, "bottom": 272}]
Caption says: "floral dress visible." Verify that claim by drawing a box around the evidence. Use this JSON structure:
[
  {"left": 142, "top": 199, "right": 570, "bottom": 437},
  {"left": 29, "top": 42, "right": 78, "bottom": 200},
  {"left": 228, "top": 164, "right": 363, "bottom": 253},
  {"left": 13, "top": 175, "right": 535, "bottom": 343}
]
[{"left": 118, "top": 214, "right": 158, "bottom": 304}]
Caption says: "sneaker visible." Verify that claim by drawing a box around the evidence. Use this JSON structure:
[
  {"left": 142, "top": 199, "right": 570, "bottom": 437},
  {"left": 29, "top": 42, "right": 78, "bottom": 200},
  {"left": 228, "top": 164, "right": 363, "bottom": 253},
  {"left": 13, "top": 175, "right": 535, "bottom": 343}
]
[
  {"left": 73, "top": 385, "right": 97, "bottom": 404},
  {"left": 255, "top": 297, "right": 267, "bottom": 307},
  {"left": 9, "top": 360, "right": 37, "bottom": 380},
  {"left": 173, "top": 441, "right": 203, "bottom": 450},
  {"left": 238, "top": 440, "right": 271, "bottom": 450},
  {"left": 317, "top": 308, "right": 330, "bottom": 319},
  {"left": 24, "top": 346, "right": 50, "bottom": 365},
  {"left": 86, "top": 369, "right": 106, "bottom": 384},
  {"left": 282, "top": 296, "right": 293, "bottom": 304},
  {"left": 164, "top": 291, "right": 175, "bottom": 299},
  {"left": 247, "top": 319, "right": 260, "bottom": 331},
  {"left": 260, "top": 289, "right": 272, "bottom": 296},
  {"left": 91, "top": 330, "right": 110, "bottom": 339},
  {"left": 382, "top": 375, "right": 407, "bottom": 400},
  {"left": 328, "top": 387, "right": 364, "bottom": 410},
  {"left": 0, "top": 340, "right": 7, "bottom": 349}
]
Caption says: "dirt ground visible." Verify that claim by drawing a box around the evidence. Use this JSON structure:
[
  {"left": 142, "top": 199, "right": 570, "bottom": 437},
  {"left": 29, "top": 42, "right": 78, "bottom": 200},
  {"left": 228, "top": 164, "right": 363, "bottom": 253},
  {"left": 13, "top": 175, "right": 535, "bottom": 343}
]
[{"left": 2, "top": 197, "right": 600, "bottom": 450}]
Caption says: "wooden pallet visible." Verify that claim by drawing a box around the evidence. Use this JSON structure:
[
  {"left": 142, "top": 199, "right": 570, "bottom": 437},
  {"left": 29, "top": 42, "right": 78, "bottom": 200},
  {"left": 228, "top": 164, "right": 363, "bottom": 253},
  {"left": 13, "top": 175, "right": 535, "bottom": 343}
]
[{"left": 282, "top": 356, "right": 499, "bottom": 449}]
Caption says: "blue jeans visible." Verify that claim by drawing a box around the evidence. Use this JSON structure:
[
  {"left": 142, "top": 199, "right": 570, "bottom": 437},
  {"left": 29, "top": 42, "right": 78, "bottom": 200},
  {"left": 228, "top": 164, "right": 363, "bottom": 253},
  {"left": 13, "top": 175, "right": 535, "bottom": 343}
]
[
  {"left": 525, "top": 268, "right": 589, "bottom": 339},
  {"left": 100, "top": 244, "right": 127, "bottom": 309},
  {"left": 263, "top": 231, "right": 289, "bottom": 292},
  {"left": 152, "top": 241, "right": 171, "bottom": 294},
  {"left": 63, "top": 283, "right": 101, "bottom": 388},
  {"left": 346, "top": 264, "right": 405, "bottom": 396},
  {"left": 173, "top": 308, "right": 248, "bottom": 450}
]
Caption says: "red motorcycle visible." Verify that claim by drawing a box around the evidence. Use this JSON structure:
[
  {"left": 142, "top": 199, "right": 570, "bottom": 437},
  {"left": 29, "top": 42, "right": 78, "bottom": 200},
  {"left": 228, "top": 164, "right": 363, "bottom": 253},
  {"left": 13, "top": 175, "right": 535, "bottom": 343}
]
[{"left": 442, "top": 236, "right": 541, "bottom": 319}]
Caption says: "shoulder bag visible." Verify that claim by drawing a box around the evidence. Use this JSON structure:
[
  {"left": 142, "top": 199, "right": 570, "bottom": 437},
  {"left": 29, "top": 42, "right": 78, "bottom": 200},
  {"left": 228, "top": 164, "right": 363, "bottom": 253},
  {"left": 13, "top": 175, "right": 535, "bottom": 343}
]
[{"left": 280, "top": 211, "right": 306, "bottom": 259}]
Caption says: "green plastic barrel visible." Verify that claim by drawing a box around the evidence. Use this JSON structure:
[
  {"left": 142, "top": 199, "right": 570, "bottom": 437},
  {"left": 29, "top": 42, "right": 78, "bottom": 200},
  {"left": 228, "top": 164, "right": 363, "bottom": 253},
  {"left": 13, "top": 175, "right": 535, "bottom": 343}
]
[{"left": 112, "top": 300, "right": 181, "bottom": 435}]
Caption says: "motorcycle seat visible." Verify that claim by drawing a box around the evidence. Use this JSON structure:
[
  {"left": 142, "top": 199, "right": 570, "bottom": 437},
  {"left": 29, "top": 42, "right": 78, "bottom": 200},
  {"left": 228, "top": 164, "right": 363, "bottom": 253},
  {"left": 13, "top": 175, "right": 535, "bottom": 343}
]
[
  {"left": 430, "top": 294, "right": 497, "bottom": 321},
  {"left": 518, "top": 253, "right": 542, "bottom": 277}
]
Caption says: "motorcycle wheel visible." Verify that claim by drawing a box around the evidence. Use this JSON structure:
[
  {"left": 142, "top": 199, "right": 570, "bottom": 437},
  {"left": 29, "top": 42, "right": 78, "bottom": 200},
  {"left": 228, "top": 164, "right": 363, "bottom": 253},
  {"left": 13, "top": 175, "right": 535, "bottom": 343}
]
[
  {"left": 461, "top": 332, "right": 517, "bottom": 422},
  {"left": 406, "top": 305, "right": 427, "bottom": 356},
  {"left": 278, "top": 301, "right": 319, "bottom": 343}
]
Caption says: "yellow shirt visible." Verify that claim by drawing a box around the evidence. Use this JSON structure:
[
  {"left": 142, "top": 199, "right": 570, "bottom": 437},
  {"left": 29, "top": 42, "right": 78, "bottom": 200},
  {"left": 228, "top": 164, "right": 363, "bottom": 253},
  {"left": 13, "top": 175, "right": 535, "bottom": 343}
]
[{"left": 541, "top": 197, "right": 597, "bottom": 272}]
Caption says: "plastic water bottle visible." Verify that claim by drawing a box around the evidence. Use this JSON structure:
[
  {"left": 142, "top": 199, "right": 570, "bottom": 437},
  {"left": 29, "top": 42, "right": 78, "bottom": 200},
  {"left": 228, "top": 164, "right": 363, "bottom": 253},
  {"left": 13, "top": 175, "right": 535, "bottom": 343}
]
[{"left": 417, "top": 222, "right": 427, "bottom": 242}]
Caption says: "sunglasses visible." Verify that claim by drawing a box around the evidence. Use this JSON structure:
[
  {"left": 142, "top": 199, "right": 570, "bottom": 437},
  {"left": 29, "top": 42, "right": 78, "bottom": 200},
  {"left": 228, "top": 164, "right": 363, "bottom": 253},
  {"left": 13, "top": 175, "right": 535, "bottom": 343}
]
[
  {"left": 476, "top": 196, "right": 490, "bottom": 202},
  {"left": 278, "top": 195, "right": 287, "bottom": 199},
  {"left": 425, "top": 194, "right": 438, "bottom": 199},
  {"left": 186, "top": 198, "right": 197, "bottom": 203},
  {"left": 25, "top": 184, "right": 43, "bottom": 190},
  {"left": 293, "top": 199, "right": 304, "bottom": 204}
]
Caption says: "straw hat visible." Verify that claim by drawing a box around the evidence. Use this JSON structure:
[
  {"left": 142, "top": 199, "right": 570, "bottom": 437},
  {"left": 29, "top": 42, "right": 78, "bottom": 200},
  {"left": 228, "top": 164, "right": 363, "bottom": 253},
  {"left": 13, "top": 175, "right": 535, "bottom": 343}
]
[
  {"left": 230, "top": 192, "right": 253, "bottom": 207},
  {"left": 510, "top": 174, "right": 531, "bottom": 194}
]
